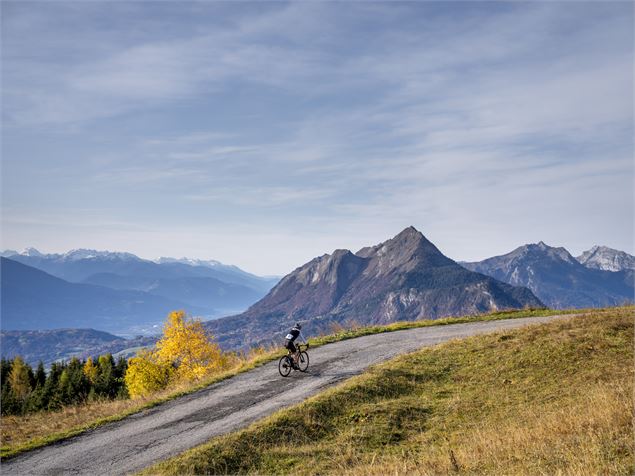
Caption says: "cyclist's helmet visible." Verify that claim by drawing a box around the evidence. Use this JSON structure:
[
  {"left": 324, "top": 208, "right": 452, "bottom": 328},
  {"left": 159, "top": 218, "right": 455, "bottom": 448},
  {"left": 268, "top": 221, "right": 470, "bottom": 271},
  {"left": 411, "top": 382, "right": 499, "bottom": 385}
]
[{"left": 294, "top": 322, "right": 302, "bottom": 330}]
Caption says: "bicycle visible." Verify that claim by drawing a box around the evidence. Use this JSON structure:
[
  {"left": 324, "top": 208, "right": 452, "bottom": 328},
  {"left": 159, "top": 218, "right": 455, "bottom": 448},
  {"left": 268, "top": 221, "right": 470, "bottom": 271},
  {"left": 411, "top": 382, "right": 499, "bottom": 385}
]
[{"left": 278, "top": 343, "right": 310, "bottom": 377}]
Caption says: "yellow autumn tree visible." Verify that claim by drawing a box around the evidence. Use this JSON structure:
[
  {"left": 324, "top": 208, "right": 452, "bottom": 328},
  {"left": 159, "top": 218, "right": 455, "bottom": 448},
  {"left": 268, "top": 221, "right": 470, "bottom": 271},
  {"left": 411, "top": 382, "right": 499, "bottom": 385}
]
[
  {"left": 124, "top": 349, "right": 172, "bottom": 398},
  {"left": 9, "top": 356, "right": 32, "bottom": 400},
  {"left": 83, "top": 357, "right": 99, "bottom": 384},
  {"left": 155, "top": 310, "right": 229, "bottom": 382}
]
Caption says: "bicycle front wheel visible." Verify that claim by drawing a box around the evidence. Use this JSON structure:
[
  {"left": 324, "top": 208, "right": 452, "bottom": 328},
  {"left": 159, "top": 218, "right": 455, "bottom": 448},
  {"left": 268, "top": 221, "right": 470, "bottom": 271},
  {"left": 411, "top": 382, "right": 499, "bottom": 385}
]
[
  {"left": 279, "top": 356, "right": 292, "bottom": 377},
  {"left": 298, "top": 351, "right": 309, "bottom": 372}
]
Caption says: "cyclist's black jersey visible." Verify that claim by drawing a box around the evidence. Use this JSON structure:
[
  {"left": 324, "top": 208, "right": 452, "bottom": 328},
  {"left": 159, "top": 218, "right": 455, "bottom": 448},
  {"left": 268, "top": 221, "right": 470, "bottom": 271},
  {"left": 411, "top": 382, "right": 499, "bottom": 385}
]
[{"left": 286, "top": 328, "right": 300, "bottom": 342}]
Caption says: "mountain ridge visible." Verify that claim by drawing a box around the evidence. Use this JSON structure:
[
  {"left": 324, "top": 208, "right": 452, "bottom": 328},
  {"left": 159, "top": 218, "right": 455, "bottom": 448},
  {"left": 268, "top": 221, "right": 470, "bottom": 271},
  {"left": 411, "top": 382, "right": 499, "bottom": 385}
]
[
  {"left": 0, "top": 257, "right": 206, "bottom": 334},
  {"left": 205, "top": 227, "right": 543, "bottom": 349},
  {"left": 461, "top": 242, "right": 634, "bottom": 309}
]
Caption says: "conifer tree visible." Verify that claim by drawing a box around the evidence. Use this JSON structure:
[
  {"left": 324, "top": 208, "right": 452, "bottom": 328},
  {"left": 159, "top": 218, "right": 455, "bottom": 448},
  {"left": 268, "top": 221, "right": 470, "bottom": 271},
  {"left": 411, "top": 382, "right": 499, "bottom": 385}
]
[
  {"left": 8, "top": 356, "right": 33, "bottom": 401},
  {"left": 83, "top": 357, "right": 98, "bottom": 385},
  {"left": 1, "top": 358, "right": 12, "bottom": 388},
  {"left": 35, "top": 362, "right": 46, "bottom": 388}
]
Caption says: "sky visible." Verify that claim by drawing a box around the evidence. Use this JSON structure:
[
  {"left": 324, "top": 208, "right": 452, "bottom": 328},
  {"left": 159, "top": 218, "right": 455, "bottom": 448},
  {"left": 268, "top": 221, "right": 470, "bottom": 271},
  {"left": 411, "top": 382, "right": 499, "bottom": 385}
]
[{"left": 1, "top": 1, "right": 633, "bottom": 276}]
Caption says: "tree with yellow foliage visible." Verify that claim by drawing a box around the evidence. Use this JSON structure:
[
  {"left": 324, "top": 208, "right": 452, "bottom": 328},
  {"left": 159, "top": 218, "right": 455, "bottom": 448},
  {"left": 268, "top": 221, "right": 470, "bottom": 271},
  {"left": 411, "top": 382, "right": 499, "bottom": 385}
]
[
  {"left": 155, "top": 310, "right": 229, "bottom": 382},
  {"left": 83, "top": 357, "right": 99, "bottom": 384},
  {"left": 8, "top": 356, "right": 32, "bottom": 400},
  {"left": 124, "top": 349, "right": 172, "bottom": 398},
  {"left": 125, "top": 311, "right": 231, "bottom": 398}
]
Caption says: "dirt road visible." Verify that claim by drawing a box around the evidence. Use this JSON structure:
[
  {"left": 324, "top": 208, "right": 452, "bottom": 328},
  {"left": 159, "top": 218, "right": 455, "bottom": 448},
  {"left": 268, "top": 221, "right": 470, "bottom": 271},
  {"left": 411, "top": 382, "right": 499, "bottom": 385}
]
[{"left": 2, "top": 314, "right": 569, "bottom": 475}]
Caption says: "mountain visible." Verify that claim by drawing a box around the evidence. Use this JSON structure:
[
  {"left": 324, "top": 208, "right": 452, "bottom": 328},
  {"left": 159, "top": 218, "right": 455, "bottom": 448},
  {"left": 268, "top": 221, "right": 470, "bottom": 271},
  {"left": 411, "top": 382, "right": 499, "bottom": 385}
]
[
  {"left": 461, "top": 242, "right": 634, "bottom": 309},
  {"left": 2, "top": 248, "right": 278, "bottom": 317},
  {"left": 205, "top": 227, "right": 543, "bottom": 349},
  {"left": 576, "top": 246, "right": 635, "bottom": 272},
  {"left": 0, "top": 257, "right": 205, "bottom": 334},
  {"left": 3, "top": 248, "right": 274, "bottom": 289},
  {"left": 0, "top": 328, "right": 156, "bottom": 367},
  {"left": 82, "top": 273, "right": 262, "bottom": 314}
]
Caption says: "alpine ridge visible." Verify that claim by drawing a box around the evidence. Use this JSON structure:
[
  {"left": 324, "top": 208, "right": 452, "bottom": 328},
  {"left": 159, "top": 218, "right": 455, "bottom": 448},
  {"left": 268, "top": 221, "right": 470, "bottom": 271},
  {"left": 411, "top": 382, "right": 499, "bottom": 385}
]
[
  {"left": 461, "top": 242, "right": 634, "bottom": 309},
  {"left": 206, "top": 227, "right": 543, "bottom": 349}
]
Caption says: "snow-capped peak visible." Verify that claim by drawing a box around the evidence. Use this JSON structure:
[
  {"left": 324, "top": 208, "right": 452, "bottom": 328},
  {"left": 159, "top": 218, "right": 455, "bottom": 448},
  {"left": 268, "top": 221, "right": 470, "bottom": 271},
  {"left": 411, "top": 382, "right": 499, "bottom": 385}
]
[
  {"left": 577, "top": 245, "right": 635, "bottom": 272},
  {"left": 22, "top": 247, "right": 45, "bottom": 257},
  {"left": 59, "top": 249, "right": 140, "bottom": 261},
  {"left": 156, "top": 257, "right": 224, "bottom": 268}
]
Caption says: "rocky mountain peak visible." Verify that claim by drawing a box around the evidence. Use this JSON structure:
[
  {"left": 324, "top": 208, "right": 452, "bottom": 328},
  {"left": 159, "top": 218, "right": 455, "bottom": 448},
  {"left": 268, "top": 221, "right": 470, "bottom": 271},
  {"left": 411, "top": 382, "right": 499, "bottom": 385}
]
[
  {"left": 577, "top": 245, "right": 635, "bottom": 272},
  {"left": 23, "top": 247, "right": 45, "bottom": 257},
  {"left": 517, "top": 242, "right": 577, "bottom": 265},
  {"left": 356, "top": 226, "right": 449, "bottom": 268}
]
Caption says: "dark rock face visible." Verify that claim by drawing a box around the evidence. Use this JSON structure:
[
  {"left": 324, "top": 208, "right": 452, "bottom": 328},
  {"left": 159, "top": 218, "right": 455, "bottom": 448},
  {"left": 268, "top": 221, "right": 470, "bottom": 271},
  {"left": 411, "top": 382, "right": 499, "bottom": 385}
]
[
  {"left": 206, "top": 227, "right": 543, "bottom": 349},
  {"left": 462, "top": 242, "right": 635, "bottom": 309}
]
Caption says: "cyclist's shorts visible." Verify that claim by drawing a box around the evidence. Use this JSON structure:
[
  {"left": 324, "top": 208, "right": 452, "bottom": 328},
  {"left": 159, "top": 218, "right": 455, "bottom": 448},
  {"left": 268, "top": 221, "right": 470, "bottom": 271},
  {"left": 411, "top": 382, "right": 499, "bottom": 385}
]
[{"left": 285, "top": 339, "right": 296, "bottom": 353}]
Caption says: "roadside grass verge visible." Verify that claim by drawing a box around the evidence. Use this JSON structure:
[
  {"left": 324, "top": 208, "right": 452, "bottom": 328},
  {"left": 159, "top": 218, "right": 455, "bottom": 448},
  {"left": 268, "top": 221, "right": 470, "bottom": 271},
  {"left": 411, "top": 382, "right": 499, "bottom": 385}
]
[
  {"left": 0, "top": 306, "right": 624, "bottom": 460},
  {"left": 143, "top": 307, "right": 634, "bottom": 475}
]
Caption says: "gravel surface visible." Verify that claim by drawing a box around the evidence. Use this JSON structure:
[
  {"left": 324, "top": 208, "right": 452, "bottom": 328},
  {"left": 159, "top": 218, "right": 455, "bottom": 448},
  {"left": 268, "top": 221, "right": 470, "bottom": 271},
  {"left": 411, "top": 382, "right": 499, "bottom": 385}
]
[{"left": 2, "top": 314, "right": 570, "bottom": 475}]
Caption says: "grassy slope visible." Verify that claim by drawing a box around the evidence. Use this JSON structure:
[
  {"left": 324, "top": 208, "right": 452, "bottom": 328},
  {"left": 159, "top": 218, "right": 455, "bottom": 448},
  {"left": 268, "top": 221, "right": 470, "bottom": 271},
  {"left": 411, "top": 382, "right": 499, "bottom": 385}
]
[
  {"left": 0, "top": 307, "right": 606, "bottom": 460},
  {"left": 145, "top": 308, "right": 634, "bottom": 475}
]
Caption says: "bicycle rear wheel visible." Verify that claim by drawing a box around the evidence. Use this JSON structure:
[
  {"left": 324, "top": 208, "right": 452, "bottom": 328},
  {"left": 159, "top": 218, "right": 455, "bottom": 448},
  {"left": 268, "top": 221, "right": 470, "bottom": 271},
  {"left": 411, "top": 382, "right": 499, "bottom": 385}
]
[
  {"left": 298, "top": 351, "right": 309, "bottom": 372},
  {"left": 278, "top": 355, "right": 292, "bottom": 377}
]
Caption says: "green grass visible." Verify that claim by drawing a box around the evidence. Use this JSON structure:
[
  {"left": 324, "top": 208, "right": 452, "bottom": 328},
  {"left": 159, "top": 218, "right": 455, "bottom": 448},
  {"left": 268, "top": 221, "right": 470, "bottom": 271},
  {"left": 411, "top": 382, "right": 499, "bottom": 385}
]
[
  {"left": 143, "top": 307, "right": 634, "bottom": 475},
  {"left": 0, "top": 306, "right": 619, "bottom": 461}
]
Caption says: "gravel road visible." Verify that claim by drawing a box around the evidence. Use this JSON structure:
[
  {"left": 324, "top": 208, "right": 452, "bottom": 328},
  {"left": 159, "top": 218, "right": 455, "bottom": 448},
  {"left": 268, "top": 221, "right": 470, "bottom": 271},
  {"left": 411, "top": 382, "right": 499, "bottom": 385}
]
[{"left": 2, "top": 314, "right": 570, "bottom": 475}]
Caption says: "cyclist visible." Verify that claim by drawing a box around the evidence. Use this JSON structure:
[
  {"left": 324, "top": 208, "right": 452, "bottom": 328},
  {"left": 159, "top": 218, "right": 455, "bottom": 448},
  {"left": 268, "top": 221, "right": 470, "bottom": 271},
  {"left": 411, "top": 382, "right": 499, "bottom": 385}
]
[{"left": 285, "top": 323, "right": 308, "bottom": 369}]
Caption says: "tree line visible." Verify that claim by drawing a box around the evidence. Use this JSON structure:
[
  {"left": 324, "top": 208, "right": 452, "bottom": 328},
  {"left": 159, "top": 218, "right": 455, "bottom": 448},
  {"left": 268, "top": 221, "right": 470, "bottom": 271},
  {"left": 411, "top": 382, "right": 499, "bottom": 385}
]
[
  {"left": 1, "top": 311, "right": 236, "bottom": 416},
  {"left": 1, "top": 354, "right": 128, "bottom": 416}
]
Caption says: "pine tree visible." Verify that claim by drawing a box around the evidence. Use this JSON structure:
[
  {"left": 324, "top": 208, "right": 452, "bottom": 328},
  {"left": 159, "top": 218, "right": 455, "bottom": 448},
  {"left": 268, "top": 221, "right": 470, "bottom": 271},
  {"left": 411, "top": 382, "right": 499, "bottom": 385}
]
[
  {"left": 35, "top": 362, "right": 46, "bottom": 388},
  {"left": 96, "top": 354, "right": 116, "bottom": 398},
  {"left": 1, "top": 358, "right": 12, "bottom": 389},
  {"left": 45, "top": 362, "right": 65, "bottom": 410},
  {"left": 66, "top": 357, "right": 89, "bottom": 404}
]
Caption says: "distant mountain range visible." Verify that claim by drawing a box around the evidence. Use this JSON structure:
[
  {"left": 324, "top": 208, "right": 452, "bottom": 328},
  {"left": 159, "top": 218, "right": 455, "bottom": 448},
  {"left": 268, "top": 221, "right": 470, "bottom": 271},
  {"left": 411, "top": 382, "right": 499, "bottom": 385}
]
[
  {"left": 205, "top": 227, "right": 544, "bottom": 349},
  {"left": 0, "top": 249, "right": 278, "bottom": 334},
  {"left": 2, "top": 235, "right": 632, "bottom": 363},
  {"left": 461, "top": 243, "right": 634, "bottom": 309},
  {"left": 1, "top": 248, "right": 276, "bottom": 293}
]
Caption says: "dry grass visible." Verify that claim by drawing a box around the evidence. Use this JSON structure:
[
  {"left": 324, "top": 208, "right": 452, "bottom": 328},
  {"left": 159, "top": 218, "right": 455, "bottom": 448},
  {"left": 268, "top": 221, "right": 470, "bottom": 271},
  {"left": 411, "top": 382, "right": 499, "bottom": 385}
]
[
  {"left": 339, "top": 383, "right": 632, "bottom": 475},
  {"left": 144, "top": 308, "right": 634, "bottom": 476}
]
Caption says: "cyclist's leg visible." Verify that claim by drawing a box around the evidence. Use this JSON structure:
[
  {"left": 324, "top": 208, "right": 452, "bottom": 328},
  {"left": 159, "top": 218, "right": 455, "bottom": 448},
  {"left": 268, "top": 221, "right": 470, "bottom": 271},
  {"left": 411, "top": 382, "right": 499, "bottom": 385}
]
[{"left": 287, "top": 341, "right": 298, "bottom": 363}]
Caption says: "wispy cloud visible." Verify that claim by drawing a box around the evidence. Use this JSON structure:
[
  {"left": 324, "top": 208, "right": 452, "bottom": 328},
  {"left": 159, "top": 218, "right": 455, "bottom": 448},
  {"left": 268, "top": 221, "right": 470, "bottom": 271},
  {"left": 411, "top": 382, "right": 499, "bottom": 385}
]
[{"left": 2, "top": 2, "right": 632, "bottom": 274}]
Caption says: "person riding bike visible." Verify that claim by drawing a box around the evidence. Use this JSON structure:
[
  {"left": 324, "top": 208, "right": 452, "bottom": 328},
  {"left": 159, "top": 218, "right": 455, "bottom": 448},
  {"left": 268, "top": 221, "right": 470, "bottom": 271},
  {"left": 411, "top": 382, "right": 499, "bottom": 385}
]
[{"left": 285, "top": 323, "right": 308, "bottom": 369}]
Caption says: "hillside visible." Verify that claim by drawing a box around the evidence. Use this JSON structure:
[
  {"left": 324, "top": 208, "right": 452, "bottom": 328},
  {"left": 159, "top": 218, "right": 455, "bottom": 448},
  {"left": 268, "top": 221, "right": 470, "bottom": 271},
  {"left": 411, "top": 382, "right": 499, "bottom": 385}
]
[
  {"left": 0, "top": 329, "right": 155, "bottom": 367},
  {"left": 0, "top": 258, "right": 203, "bottom": 334},
  {"left": 147, "top": 308, "right": 634, "bottom": 475},
  {"left": 206, "top": 227, "right": 542, "bottom": 349},
  {"left": 461, "top": 242, "right": 634, "bottom": 308}
]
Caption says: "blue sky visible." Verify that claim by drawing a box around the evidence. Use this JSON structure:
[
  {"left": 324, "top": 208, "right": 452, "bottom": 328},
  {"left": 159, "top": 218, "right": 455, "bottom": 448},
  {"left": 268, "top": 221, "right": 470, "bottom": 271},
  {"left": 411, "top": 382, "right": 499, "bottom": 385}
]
[{"left": 1, "top": 1, "right": 633, "bottom": 275}]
